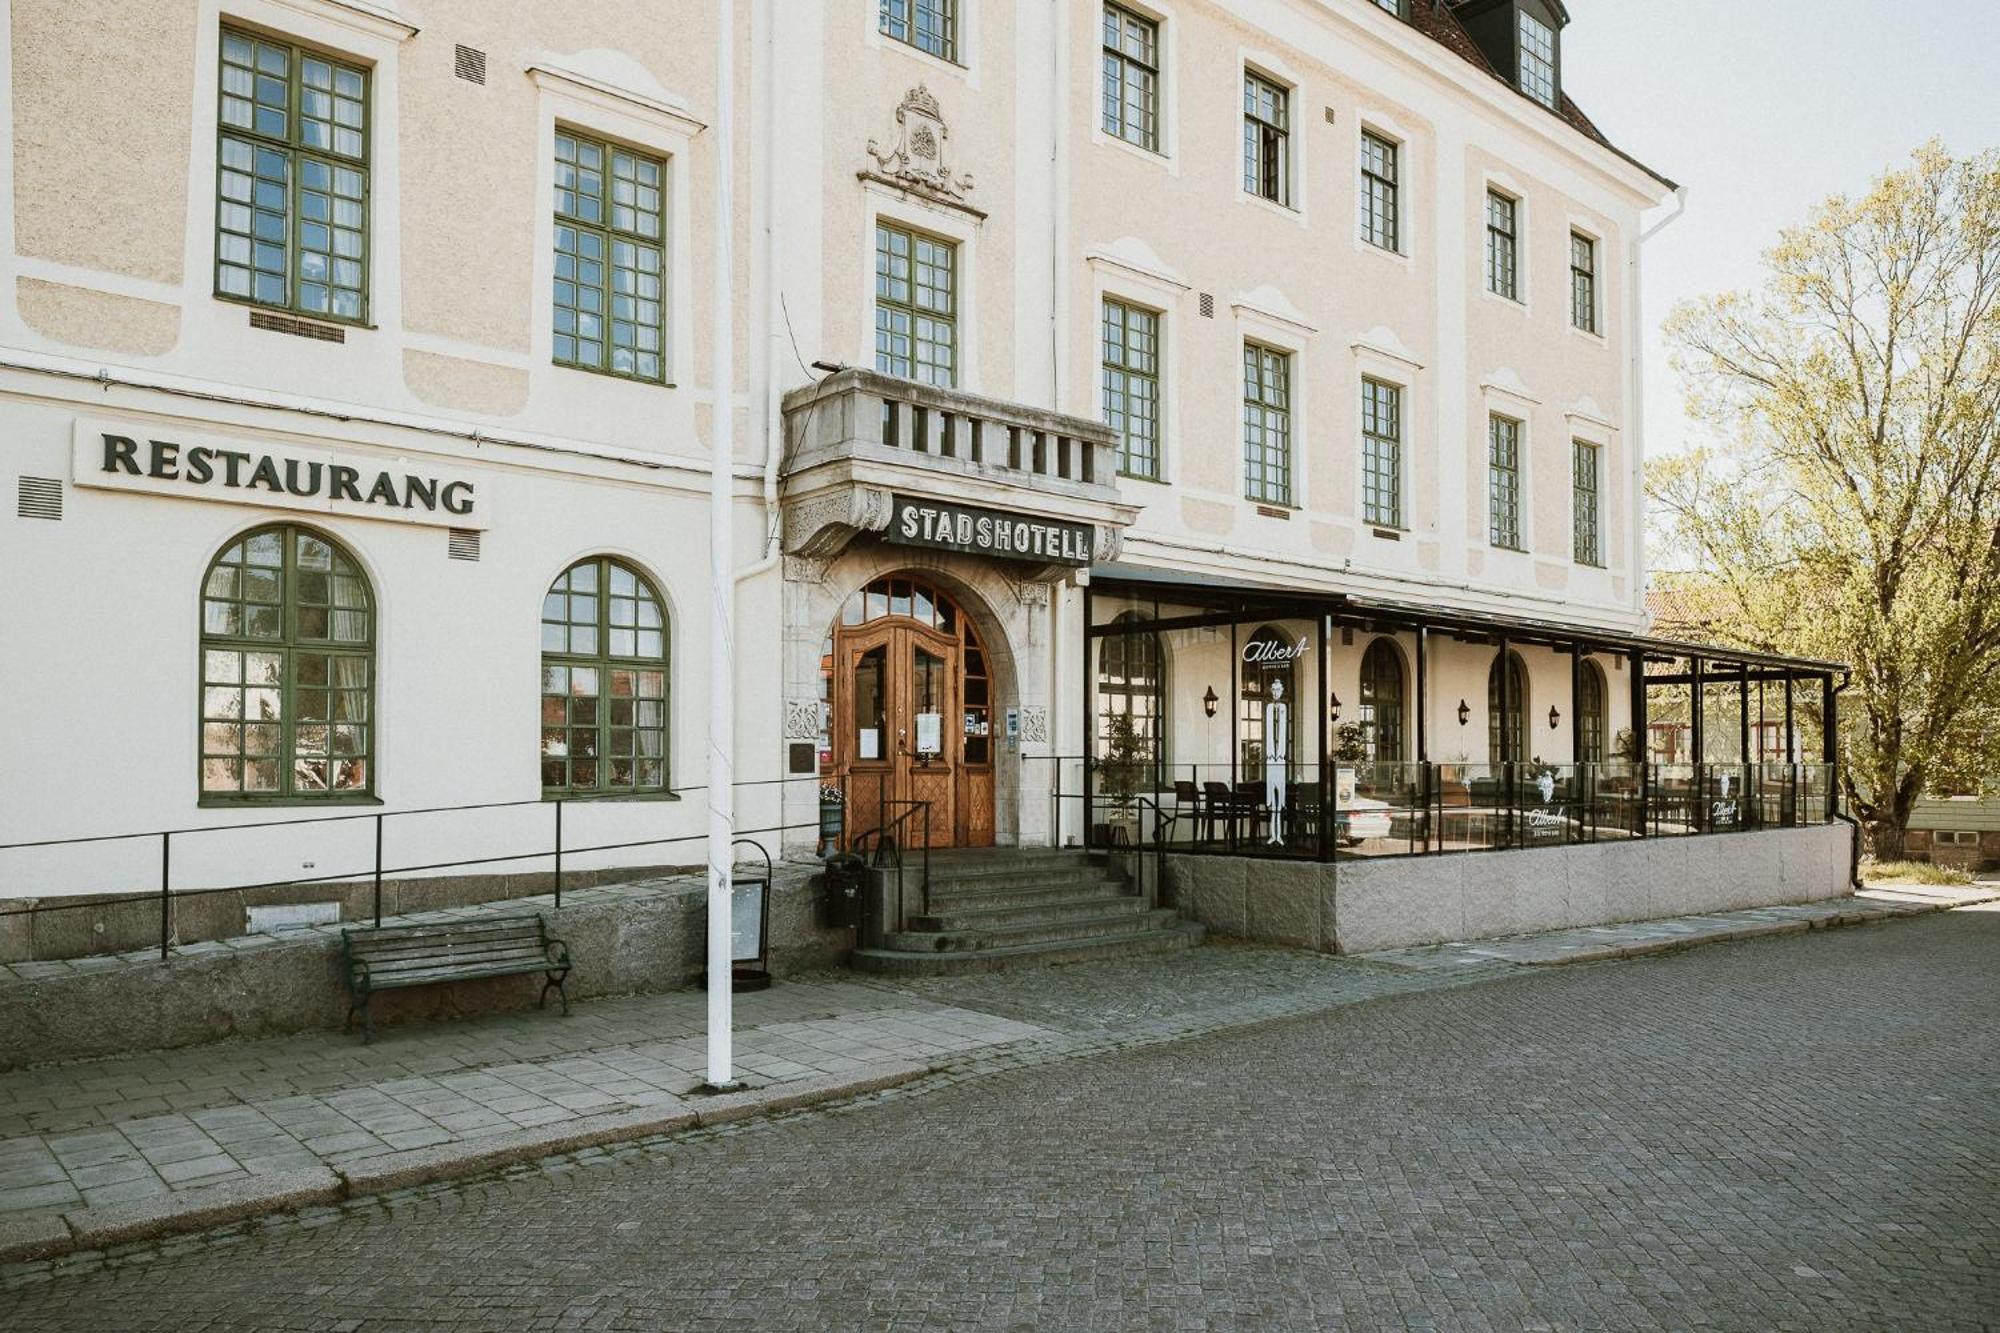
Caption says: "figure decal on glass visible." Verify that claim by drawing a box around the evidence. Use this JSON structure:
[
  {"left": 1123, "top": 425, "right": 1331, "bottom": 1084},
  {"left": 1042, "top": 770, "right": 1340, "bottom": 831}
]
[{"left": 1265, "top": 678, "right": 1290, "bottom": 845}]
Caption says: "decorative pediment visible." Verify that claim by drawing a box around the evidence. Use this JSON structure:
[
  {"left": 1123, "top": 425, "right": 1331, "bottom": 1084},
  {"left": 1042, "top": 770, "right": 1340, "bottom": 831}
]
[{"left": 861, "top": 85, "right": 978, "bottom": 214}]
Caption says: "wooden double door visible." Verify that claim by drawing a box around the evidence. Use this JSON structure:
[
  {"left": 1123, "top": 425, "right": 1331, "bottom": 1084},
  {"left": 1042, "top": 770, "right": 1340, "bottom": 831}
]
[{"left": 827, "top": 579, "right": 996, "bottom": 850}]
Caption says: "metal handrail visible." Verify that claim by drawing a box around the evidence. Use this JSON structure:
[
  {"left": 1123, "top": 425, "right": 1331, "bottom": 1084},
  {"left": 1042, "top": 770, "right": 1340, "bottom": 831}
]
[{"left": 847, "top": 798, "right": 933, "bottom": 932}]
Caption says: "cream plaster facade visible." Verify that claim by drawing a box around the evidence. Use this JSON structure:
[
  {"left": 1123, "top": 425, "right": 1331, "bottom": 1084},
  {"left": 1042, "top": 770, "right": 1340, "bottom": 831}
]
[{"left": 1, "top": 0, "right": 1674, "bottom": 900}]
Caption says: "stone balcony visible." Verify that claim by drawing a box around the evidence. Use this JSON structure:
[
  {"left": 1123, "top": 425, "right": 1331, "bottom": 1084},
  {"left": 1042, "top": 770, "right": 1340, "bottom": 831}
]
[{"left": 779, "top": 368, "right": 1137, "bottom": 576}]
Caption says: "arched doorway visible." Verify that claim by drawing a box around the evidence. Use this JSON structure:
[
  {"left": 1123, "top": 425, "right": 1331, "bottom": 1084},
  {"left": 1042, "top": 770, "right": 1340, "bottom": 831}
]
[{"left": 820, "top": 573, "right": 996, "bottom": 848}]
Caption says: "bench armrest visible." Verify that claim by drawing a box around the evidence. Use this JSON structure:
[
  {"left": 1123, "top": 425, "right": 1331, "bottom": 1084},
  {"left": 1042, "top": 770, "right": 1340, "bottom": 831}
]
[
  {"left": 543, "top": 936, "right": 572, "bottom": 970},
  {"left": 346, "top": 956, "right": 373, "bottom": 992}
]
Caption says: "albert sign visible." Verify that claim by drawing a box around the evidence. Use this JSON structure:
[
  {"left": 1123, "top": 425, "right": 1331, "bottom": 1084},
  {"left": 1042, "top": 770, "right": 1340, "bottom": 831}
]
[
  {"left": 71, "top": 419, "right": 490, "bottom": 529},
  {"left": 887, "top": 496, "right": 1092, "bottom": 567}
]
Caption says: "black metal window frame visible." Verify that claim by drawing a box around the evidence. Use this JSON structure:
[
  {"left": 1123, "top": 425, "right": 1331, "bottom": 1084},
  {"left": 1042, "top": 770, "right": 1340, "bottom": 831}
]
[
  {"left": 1097, "top": 611, "right": 1166, "bottom": 776},
  {"left": 1485, "top": 189, "right": 1519, "bottom": 301},
  {"left": 1102, "top": 3, "right": 1161, "bottom": 153},
  {"left": 1243, "top": 69, "right": 1290, "bottom": 206}
]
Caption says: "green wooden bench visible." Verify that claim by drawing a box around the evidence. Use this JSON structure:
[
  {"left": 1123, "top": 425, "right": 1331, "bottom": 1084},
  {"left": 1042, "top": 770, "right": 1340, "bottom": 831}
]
[{"left": 341, "top": 913, "right": 572, "bottom": 1042}]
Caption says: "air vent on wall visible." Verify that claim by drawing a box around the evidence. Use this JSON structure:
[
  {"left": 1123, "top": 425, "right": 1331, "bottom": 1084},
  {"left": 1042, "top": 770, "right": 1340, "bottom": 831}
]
[
  {"left": 249, "top": 310, "right": 345, "bottom": 343},
  {"left": 1324, "top": 106, "right": 1337, "bottom": 125},
  {"left": 1198, "top": 292, "right": 1215, "bottom": 319},
  {"left": 16, "top": 476, "right": 62, "bottom": 520},
  {"left": 454, "top": 44, "right": 487, "bottom": 85},
  {"left": 448, "top": 528, "right": 482, "bottom": 561}
]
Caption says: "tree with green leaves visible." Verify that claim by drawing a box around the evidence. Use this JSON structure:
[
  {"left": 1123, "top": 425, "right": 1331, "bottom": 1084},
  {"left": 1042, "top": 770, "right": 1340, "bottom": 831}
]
[{"left": 1652, "top": 142, "right": 2000, "bottom": 857}]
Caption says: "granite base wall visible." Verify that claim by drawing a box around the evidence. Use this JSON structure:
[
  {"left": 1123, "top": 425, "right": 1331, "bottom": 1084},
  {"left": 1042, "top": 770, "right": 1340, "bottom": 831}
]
[
  {"left": 0, "top": 867, "right": 850, "bottom": 1070},
  {"left": 1166, "top": 823, "right": 1855, "bottom": 955}
]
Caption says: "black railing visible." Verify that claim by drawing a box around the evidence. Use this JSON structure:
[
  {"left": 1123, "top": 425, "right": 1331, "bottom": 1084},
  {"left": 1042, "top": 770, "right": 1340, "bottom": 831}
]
[
  {"left": 1, "top": 775, "right": 823, "bottom": 962},
  {"left": 848, "top": 798, "right": 932, "bottom": 932}
]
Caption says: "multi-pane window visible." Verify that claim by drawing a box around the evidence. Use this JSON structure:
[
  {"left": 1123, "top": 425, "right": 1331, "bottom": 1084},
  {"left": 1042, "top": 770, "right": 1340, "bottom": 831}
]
[
  {"left": 216, "top": 28, "right": 368, "bottom": 322},
  {"left": 1369, "top": 0, "right": 1405, "bottom": 14},
  {"left": 1362, "top": 378, "right": 1403, "bottom": 528},
  {"left": 1359, "top": 638, "right": 1405, "bottom": 763},
  {"left": 880, "top": 0, "right": 956, "bottom": 62},
  {"left": 1360, "top": 131, "right": 1400, "bottom": 251},
  {"left": 1485, "top": 191, "right": 1519, "bottom": 300},
  {"left": 1102, "top": 4, "right": 1160, "bottom": 152},
  {"left": 1102, "top": 299, "right": 1162, "bottom": 480},
  {"left": 1489, "top": 414, "right": 1523, "bottom": 548},
  {"left": 1519, "top": 10, "right": 1558, "bottom": 108},
  {"left": 1570, "top": 231, "right": 1598, "bottom": 333},
  {"left": 875, "top": 223, "right": 957, "bottom": 386},
  {"left": 1573, "top": 440, "right": 1602, "bottom": 565},
  {"left": 1488, "top": 652, "right": 1526, "bottom": 763},
  {"left": 1578, "top": 663, "right": 1606, "bottom": 764},
  {"left": 1098, "top": 614, "right": 1164, "bottom": 777},
  {"left": 1243, "top": 72, "right": 1290, "bottom": 205},
  {"left": 1242, "top": 343, "right": 1292, "bottom": 505},
  {"left": 200, "top": 525, "right": 372, "bottom": 801},
  {"left": 553, "top": 130, "right": 667, "bottom": 383},
  {"left": 541, "top": 557, "right": 670, "bottom": 796}
]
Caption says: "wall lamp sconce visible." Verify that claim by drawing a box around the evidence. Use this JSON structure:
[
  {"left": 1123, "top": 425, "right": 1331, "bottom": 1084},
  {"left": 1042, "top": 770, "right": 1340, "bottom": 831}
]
[
  {"left": 1548, "top": 705, "right": 1561, "bottom": 730},
  {"left": 1457, "top": 699, "right": 1471, "bottom": 727},
  {"left": 1202, "top": 686, "right": 1219, "bottom": 718},
  {"left": 1329, "top": 692, "right": 1342, "bottom": 722}
]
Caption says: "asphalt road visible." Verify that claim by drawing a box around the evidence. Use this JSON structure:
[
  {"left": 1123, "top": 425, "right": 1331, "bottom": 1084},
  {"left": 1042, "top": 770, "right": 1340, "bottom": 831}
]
[{"left": 3, "top": 910, "right": 1995, "bottom": 1331}]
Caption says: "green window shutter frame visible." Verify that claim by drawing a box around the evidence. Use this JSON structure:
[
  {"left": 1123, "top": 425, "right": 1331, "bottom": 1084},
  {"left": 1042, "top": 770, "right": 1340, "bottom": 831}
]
[{"left": 540, "top": 556, "right": 673, "bottom": 798}]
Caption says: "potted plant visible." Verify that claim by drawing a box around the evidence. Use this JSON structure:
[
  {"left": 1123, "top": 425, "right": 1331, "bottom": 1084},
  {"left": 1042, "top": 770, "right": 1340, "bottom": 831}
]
[{"left": 1094, "top": 711, "right": 1150, "bottom": 846}]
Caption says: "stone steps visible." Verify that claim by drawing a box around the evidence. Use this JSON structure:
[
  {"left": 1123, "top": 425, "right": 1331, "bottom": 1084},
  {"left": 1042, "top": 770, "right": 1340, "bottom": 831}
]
[{"left": 851, "top": 849, "right": 1199, "bottom": 976}]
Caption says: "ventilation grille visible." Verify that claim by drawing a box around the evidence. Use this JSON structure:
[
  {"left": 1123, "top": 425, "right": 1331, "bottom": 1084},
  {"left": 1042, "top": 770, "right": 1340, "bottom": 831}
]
[
  {"left": 454, "top": 44, "right": 487, "bottom": 85},
  {"left": 1198, "top": 292, "right": 1215, "bottom": 319},
  {"left": 447, "top": 528, "right": 482, "bottom": 561},
  {"left": 16, "top": 476, "right": 62, "bottom": 520},
  {"left": 249, "top": 310, "right": 345, "bottom": 343},
  {"left": 1324, "top": 106, "right": 1337, "bottom": 125}
]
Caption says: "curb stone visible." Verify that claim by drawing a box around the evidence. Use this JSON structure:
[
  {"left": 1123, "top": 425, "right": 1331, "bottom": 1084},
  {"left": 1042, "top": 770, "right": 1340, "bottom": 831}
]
[{"left": 0, "top": 1063, "right": 933, "bottom": 1267}]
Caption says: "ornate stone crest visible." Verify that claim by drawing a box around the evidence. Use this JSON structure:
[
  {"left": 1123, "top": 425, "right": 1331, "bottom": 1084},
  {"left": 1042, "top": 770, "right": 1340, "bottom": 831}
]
[
  {"left": 1018, "top": 706, "right": 1049, "bottom": 745},
  {"left": 863, "top": 84, "right": 976, "bottom": 208}
]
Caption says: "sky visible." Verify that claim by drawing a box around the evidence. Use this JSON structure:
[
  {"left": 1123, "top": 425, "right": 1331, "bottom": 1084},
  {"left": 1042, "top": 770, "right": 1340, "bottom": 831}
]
[{"left": 1562, "top": 0, "right": 2000, "bottom": 457}]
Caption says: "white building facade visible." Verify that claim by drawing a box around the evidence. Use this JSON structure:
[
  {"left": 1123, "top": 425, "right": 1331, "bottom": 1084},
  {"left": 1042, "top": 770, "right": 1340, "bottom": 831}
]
[{"left": 0, "top": 0, "right": 1843, "bottom": 944}]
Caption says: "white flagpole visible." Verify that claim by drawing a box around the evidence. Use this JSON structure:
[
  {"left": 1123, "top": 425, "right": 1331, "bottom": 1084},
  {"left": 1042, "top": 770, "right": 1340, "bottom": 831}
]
[{"left": 705, "top": 0, "right": 737, "bottom": 1090}]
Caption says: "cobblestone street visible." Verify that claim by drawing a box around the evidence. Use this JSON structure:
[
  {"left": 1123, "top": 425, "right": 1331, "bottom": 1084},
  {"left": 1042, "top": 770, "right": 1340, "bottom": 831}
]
[{"left": 3, "top": 909, "right": 1996, "bottom": 1331}]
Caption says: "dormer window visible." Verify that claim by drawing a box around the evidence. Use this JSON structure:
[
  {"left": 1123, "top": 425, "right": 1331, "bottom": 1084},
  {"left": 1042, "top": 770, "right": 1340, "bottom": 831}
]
[{"left": 1518, "top": 9, "right": 1558, "bottom": 107}]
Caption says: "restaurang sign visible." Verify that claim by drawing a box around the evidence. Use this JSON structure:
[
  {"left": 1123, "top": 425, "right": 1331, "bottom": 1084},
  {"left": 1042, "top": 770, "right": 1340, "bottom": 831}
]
[
  {"left": 887, "top": 496, "right": 1092, "bottom": 566},
  {"left": 71, "top": 419, "right": 490, "bottom": 529}
]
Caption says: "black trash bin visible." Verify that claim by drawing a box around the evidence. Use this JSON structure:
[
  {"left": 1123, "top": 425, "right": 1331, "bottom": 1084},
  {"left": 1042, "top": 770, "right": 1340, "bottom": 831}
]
[{"left": 822, "top": 852, "right": 867, "bottom": 930}]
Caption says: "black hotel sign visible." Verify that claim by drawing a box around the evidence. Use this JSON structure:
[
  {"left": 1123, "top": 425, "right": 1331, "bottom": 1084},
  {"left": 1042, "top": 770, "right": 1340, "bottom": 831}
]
[{"left": 888, "top": 496, "right": 1093, "bottom": 567}]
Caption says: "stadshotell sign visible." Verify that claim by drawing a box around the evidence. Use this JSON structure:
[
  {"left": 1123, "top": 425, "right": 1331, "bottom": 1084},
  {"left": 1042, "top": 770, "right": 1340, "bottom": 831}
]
[
  {"left": 887, "top": 496, "right": 1092, "bottom": 567},
  {"left": 70, "top": 419, "right": 489, "bottom": 529}
]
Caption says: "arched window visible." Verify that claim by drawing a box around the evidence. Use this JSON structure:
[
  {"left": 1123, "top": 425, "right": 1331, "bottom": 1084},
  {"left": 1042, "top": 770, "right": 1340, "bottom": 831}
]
[
  {"left": 1577, "top": 660, "right": 1607, "bottom": 764},
  {"left": 1487, "top": 651, "right": 1528, "bottom": 763},
  {"left": 541, "top": 557, "right": 669, "bottom": 796},
  {"left": 1098, "top": 611, "right": 1164, "bottom": 773},
  {"left": 1240, "top": 625, "right": 1297, "bottom": 781},
  {"left": 1358, "top": 638, "right": 1405, "bottom": 763},
  {"left": 200, "top": 524, "right": 373, "bottom": 801}
]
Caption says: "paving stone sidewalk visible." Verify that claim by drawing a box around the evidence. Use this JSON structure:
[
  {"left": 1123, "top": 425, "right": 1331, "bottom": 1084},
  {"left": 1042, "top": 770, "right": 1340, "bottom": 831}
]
[{"left": 3, "top": 886, "right": 1989, "bottom": 1264}]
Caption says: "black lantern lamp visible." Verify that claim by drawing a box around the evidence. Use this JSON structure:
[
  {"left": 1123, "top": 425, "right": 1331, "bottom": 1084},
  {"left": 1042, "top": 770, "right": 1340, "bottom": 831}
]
[
  {"left": 1202, "top": 686, "right": 1219, "bottom": 718},
  {"left": 1456, "top": 699, "right": 1471, "bottom": 727},
  {"left": 1329, "top": 692, "right": 1342, "bottom": 722},
  {"left": 1548, "top": 705, "right": 1561, "bottom": 730}
]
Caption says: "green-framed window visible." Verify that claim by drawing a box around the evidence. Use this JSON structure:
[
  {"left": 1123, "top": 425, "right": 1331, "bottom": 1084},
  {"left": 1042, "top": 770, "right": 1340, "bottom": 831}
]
[
  {"left": 200, "top": 525, "right": 373, "bottom": 802},
  {"left": 1360, "top": 130, "right": 1400, "bottom": 251},
  {"left": 1102, "top": 298, "right": 1161, "bottom": 480},
  {"left": 541, "top": 557, "right": 670, "bottom": 797},
  {"left": 1243, "top": 71, "right": 1289, "bottom": 205},
  {"left": 1489, "top": 414, "right": 1523, "bottom": 549},
  {"left": 1242, "top": 342, "right": 1292, "bottom": 505},
  {"left": 1570, "top": 231, "right": 1599, "bottom": 333},
  {"left": 875, "top": 222, "right": 957, "bottom": 387},
  {"left": 216, "top": 28, "right": 369, "bottom": 323},
  {"left": 880, "top": 0, "right": 956, "bottom": 62},
  {"left": 1362, "top": 377, "right": 1403, "bottom": 527},
  {"left": 1486, "top": 190, "right": 1518, "bottom": 300},
  {"left": 1369, "top": 0, "right": 1406, "bottom": 15},
  {"left": 1102, "top": 3, "right": 1160, "bottom": 152},
  {"left": 554, "top": 129, "right": 667, "bottom": 383},
  {"left": 1578, "top": 661, "right": 1606, "bottom": 764},
  {"left": 1573, "top": 440, "right": 1603, "bottom": 566}
]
